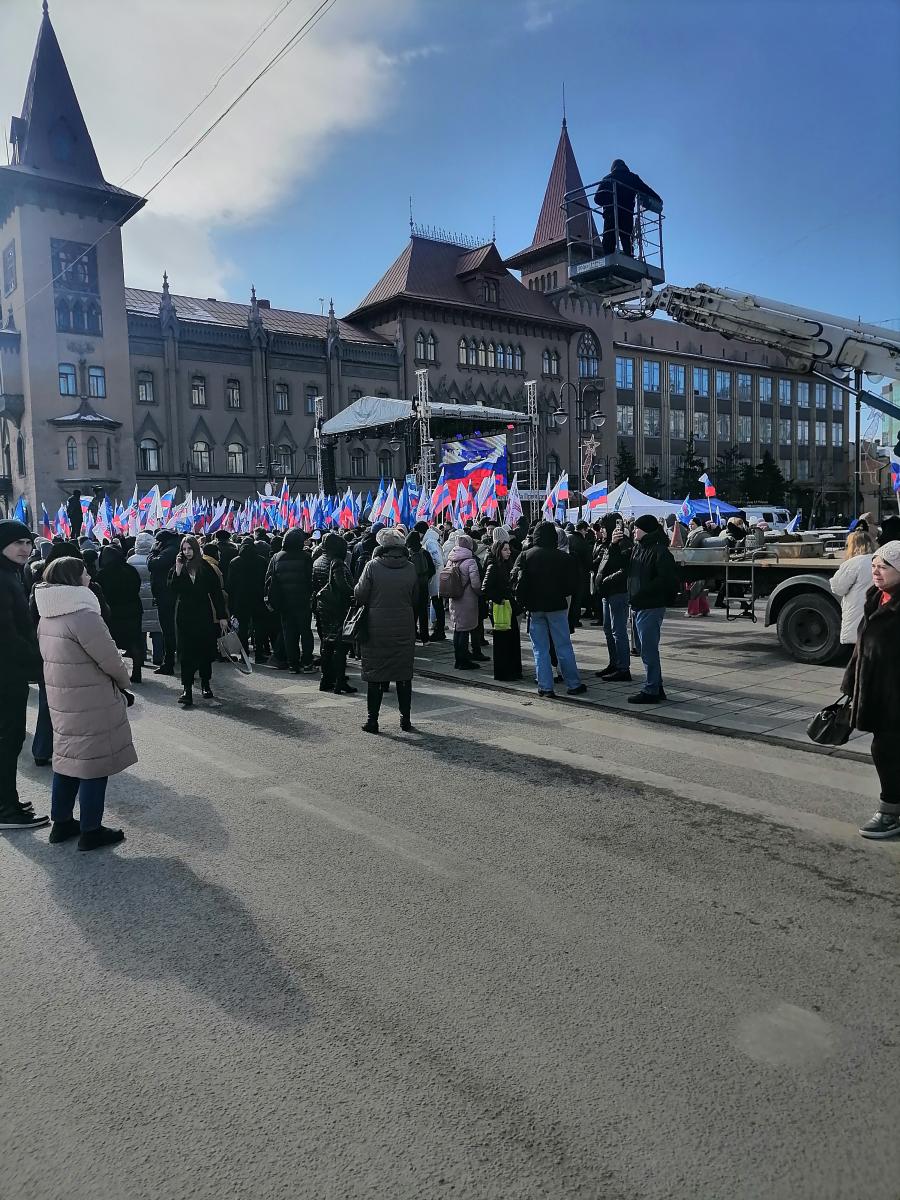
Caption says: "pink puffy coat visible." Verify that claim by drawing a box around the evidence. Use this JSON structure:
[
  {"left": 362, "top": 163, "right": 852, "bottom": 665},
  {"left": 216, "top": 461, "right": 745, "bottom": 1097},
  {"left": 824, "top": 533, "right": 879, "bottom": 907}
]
[
  {"left": 35, "top": 583, "right": 137, "bottom": 780},
  {"left": 447, "top": 541, "right": 482, "bottom": 633}
]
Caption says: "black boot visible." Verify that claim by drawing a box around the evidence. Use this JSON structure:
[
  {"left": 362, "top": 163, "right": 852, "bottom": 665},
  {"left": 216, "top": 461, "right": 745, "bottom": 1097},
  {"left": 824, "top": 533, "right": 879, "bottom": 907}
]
[
  {"left": 177, "top": 688, "right": 193, "bottom": 707},
  {"left": 78, "top": 826, "right": 125, "bottom": 852},
  {"left": 49, "top": 818, "right": 81, "bottom": 844}
]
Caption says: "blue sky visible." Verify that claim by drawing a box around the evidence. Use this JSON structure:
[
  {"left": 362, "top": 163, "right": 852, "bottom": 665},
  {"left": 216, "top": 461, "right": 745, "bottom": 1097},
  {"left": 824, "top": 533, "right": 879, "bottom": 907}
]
[{"left": 219, "top": 0, "right": 900, "bottom": 328}]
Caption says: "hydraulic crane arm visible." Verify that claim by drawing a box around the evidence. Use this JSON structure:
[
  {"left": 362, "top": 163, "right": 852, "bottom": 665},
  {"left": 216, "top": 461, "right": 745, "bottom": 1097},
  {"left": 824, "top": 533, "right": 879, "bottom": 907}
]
[{"left": 645, "top": 284, "right": 900, "bottom": 380}]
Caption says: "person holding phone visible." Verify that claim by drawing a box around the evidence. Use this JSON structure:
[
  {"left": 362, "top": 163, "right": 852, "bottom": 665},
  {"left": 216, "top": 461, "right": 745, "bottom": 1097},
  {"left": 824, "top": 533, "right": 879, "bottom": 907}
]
[{"left": 168, "top": 535, "right": 228, "bottom": 707}]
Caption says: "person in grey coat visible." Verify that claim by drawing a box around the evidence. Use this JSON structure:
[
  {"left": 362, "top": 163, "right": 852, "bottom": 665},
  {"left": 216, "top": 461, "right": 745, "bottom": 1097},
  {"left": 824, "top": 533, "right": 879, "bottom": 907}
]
[
  {"left": 446, "top": 533, "right": 484, "bottom": 669},
  {"left": 353, "top": 527, "right": 419, "bottom": 735},
  {"left": 128, "top": 530, "right": 163, "bottom": 666}
]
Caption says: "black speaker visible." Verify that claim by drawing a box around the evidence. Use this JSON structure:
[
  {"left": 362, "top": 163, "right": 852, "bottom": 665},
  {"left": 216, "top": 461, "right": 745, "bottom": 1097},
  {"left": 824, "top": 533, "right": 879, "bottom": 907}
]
[{"left": 322, "top": 444, "right": 337, "bottom": 494}]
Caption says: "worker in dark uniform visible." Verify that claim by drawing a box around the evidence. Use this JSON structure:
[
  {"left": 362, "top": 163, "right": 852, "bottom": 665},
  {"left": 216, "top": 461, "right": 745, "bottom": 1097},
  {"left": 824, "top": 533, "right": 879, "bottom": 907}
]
[
  {"left": 594, "top": 159, "right": 663, "bottom": 258},
  {"left": 65, "top": 489, "right": 84, "bottom": 539}
]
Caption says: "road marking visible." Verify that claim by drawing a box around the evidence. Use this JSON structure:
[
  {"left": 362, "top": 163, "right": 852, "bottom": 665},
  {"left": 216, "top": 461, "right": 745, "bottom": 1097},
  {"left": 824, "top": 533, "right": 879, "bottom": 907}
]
[
  {"left": 488, "top": 735, "right": 899, "bottom": 852},
  {"left": 266, "top": 785, "right": 458, "bottom": 877}
]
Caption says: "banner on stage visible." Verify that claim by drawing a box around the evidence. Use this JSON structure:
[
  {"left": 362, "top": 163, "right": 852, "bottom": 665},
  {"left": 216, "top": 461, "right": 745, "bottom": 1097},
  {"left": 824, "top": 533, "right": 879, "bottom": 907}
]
[{"left": 441, "top": 433, "right": 508, "bottom": 497}]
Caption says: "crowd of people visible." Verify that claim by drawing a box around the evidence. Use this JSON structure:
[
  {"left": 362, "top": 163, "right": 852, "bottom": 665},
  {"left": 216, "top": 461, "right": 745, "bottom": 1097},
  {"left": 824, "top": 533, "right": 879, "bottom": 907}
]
[{"left": 1, "top": 503, "right": 898, "bottom": 843}]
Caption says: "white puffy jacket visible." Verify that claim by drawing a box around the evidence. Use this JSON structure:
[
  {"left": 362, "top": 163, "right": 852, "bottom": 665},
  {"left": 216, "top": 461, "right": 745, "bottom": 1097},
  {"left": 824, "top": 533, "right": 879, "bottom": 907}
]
[
  {"left": 829, "top": 552, "right": 873, "bottom": 644},
  {"left": 422, "top": 529, "right": 445, "bottom": 598}
]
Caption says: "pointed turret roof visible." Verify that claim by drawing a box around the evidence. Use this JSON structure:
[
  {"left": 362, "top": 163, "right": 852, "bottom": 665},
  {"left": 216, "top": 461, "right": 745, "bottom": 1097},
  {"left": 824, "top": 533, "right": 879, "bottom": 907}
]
[
  {"left": 10, "top": 4, "right": 103, "bottom": 185},
  {"left": 0, "top": 5, "right": 142, "bottom": 223},
  {"left": 505, "top": 121, "right": 596, "bottom": 269}
]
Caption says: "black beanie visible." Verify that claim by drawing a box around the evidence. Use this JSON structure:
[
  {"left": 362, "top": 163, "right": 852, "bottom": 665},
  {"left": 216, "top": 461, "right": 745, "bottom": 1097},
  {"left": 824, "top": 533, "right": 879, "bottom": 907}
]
[
  {"left": 0, "top": 519, "right": 34, "bottom": 551},
  {"left": 634, "top": 515, "right": 660, "bottom": 533}
]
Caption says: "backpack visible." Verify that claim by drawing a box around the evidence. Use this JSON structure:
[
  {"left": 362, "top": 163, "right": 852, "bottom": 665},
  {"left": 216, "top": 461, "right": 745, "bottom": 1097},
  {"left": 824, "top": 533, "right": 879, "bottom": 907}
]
[
  {"left": 438, "top": 562, "right": 466, "bottom": 599},
  {"left": 412, "top": 549, "right": 433, "bottom": 582}
]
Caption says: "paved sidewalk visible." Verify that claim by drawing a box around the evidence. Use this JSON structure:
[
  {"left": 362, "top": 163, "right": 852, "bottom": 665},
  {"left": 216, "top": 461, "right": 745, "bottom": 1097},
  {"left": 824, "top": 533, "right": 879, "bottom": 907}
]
[{"left": 414, "top": 608, "right": 870, "bottom": 761}]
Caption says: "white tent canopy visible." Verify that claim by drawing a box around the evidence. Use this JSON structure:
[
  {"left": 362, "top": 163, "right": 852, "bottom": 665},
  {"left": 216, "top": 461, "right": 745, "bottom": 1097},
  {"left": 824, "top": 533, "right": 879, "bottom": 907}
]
[
  {"left": 602, "top": 480, "right": 679, "bottom": 520},
  {"left": 321, "top": 395, "right": 530, "bottom": 438}
]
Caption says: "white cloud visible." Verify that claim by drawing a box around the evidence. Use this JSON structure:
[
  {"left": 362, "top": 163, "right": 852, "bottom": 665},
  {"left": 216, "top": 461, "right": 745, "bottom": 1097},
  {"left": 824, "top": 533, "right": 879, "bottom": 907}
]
[
  {"left": 0, "top": 0, "right": 420, "bottom": 296},
  {"left": 523, "top": 1, "right": 555, "bottom": 32}
]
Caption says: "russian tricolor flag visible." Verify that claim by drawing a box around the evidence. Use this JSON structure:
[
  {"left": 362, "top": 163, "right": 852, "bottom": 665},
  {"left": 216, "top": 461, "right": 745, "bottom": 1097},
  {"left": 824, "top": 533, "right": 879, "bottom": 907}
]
[
  {"left": 698, "top": 472, "right": 716, "bottom": 498},
  {"left": 583, "top": 479, "right": 608, "bottom": 509},
  {"left": 891, "top": 455, "right": 900, "bottom": 493}
]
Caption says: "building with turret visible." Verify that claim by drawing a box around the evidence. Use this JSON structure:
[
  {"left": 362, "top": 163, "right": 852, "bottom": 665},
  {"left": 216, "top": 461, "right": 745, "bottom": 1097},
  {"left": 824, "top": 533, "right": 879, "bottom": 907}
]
[{"left": 0, "top": 4, "right": 852, "bottom": 523}]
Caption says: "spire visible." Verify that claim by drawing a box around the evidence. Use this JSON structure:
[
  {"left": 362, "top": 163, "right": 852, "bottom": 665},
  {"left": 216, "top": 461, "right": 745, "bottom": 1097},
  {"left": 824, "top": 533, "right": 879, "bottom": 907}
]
[
  {"left": 248, "top": 283, "right": 267, "bottom": 348},
  {"left": 8, "top": 4, "right": 104, "bottom": 185},
  {"left": 159, "top": 271, "right": 178, "bottom": 336}
]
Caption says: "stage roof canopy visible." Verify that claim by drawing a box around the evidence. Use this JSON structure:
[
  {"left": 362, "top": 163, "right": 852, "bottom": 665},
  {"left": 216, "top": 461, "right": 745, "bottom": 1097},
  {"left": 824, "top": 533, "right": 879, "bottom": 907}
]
[{"left": 321, "top": 395, "right": 530, "bottom": 438}]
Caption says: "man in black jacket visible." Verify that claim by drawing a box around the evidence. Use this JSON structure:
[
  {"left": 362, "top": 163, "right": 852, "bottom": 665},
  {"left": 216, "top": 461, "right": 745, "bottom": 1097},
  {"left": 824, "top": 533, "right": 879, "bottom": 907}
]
[
  {"left": 511, "top": 521, "right": 586, "bottom": 698},
  {"left": 265, "top": 527, "right": 314, "bottom": 672},
  {"left": 65, "top": 489, "right": 84, "bottom": 539},
  {"left": 594, "top": 513, "right": 632, "bottom": 682},
  {"left": 0, "top": 519, "right": 49, "bottom": 830},
  {"left": 627, "top": 514, "right": 677, "bottom": 704},
  {"left": 566, "top": 521, "right": 593, "bottom": 631},
  {"left": 594, "top": 159, "right": 663, "bottom": 258},
  {"left": 147, "top": 529, "right": 181, "bottom": 674}
]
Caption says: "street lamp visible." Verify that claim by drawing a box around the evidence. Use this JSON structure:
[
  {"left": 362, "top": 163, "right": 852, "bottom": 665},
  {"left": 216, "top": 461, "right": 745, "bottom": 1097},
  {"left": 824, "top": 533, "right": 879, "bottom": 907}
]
[
  {"left": 313, "top": 395, "right": 324, "bottom": 494},
  {"left": 559, "top": 379, "right": 605, "bottom": 488}
]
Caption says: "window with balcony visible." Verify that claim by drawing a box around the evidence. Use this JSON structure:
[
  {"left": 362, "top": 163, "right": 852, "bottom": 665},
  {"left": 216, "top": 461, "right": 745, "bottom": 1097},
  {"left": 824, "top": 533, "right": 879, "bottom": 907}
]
[
  {"left": 191, "top": 377, "right": 207, "bottom": 407},
  {"left": 88, "top": 366, "right": 106, "bottom": 399},
  {"left": 669, "top": 364, "right": 685, "bottom": 395},
  {"left": 59, "top": 362, "right": 77, "bottom": 396},
  {"left": 615, "top": 355, "right": 634, "bottom": 390},
  {"left": 137, "top": 370, "right": 154, "bottom": 404},
  {"left": 692, "top": 367, "right": 709, "bottom": 398},
  {"left": 226, "top": 379, "right": 241, "bottom": 409}
]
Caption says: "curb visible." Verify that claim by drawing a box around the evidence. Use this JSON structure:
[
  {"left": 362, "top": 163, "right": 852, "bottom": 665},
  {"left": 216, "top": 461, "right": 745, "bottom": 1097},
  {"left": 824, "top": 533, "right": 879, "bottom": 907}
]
[{"left": 414, "top": 665, "right": 869, "bottom": 766}]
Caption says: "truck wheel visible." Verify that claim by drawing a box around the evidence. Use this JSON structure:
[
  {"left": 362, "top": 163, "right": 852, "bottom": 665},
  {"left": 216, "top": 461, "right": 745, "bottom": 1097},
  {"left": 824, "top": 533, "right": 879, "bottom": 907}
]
[{"left": 776, "top": 593, "right": 842, "bottom": 665}]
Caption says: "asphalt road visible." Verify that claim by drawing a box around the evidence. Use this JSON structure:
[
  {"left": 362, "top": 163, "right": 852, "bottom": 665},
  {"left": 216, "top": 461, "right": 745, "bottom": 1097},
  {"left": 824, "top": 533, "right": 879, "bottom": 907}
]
[{"left": 2, "top": 661, "right": 898, "bottom": 1200}]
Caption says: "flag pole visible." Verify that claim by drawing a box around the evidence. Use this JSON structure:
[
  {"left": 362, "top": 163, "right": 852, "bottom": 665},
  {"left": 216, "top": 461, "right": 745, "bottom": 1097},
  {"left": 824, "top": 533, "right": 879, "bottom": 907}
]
[{"left": 707, "top": 494, "right": 713, "bottom": 522}]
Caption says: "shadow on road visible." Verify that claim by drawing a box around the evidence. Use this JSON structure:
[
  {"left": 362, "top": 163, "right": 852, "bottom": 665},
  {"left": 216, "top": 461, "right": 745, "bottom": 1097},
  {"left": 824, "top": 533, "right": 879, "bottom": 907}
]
[{"left": 11, "top": 839, "right": 312, "bottom": 1032}]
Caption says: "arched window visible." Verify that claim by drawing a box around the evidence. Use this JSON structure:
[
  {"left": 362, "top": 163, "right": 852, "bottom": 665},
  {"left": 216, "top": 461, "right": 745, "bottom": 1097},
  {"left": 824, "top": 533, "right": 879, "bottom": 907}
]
[
  {"left": 487, "top": 342, "right": 496, "bottom": 369},
  {"left": 137, "top": 370, "right": 154, "bottom": 404},
  {"left": 415, "top": 331, "right": 426, "bottom": 360},
  {"left": 72, "top": 300, "right": 87, "bottom": 333},
  {"left": 514, "top": 346, "right": 523, "bottom": 371},
  {"left": 86, "top": 303, "right": 103, "bottom": 336},
  {"left": 528, "top": 279, "right": 534, "bottom": 290},
  {"left": 106, "top": 438, "right": 112, "bottom": 471},
  {"left": 467, "top": 339, "right": 477, "bottom": 367},
  {"left": 540, "top": 275, "right": 546, "bottom": 291},
  {"left": 226, "top": 442, "right": 246, "bottom": 474},
  {"left": 477, "top": 341, "right": 486, "bottom": 367},
  {"left": 88, "top": 366, "right": 106, "bottom": 398},
  {"left": 226, "top": 380, "right": 241, "bottom": 409},
  {"left": 551, "top": 351, "right": 560, "bottom": 377},
  {"left": 59, "top": 362, "right": 77, "bottom": 396},
  {"left": 274, "top": 444, "right": 293, "bottom": 475},
  {"left": 55, "top": 298, "right": 71, "bottom": 332},
  {"left": 191, "top": 440, "right": 211, "bottom": 473},
  {"left": 457, "top": 338, "right": 467, "bottom": 366},
  {"left": 552, "top": 271, "right": 558, "bottom": 289},
  {"left": 350, "top": 450, "right": 367, "bottom": 479},
  {"left": 16, "top": 434, "right": 26, "bottom": 476},
  {"left": 507, "top": 345, "right": 515, "bottom": 370},
  {"left": 378, "top": 450, "right": 393, "bottom": 478},
  {"left": 496, "top": 343, "right": 506, "bottom": 370},
  {"left": 86, "top": 437, "right": 99, "bottom": 469},
  {"left": 426, "top": 333, "right": 437, "bottom": 362},
  {"left": 139, "top": 438, "right": 160, "bottom": 473},
  {"left": 578, "top": 332, "right": 600, "bottom": 378},
  {"left": 66, "top": 437, "right": 78, "bottom": 470},
  {"left": 542, "top": 350, "right": 551, "bottom": 375}
]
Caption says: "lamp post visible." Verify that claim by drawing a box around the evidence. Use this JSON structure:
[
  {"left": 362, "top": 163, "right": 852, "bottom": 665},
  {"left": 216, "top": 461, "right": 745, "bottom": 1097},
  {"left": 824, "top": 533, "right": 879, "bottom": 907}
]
[
  {"left": 414, "top": 367, "right": 434, "bottom": 495},
  {"left": 313, "top": 394, "right": 324, "bottom": 494},
  {"left": 558, "top": 379, "right": 605, "bottom": 490}
]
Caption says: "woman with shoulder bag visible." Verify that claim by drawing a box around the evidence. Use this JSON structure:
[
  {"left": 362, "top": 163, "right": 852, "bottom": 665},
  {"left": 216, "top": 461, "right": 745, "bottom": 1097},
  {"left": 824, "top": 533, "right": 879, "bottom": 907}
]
[
  {"left": 482, "top": 537, "right": 522, "bottom": 681},
  {"left": 34, "top": 555, "right": 136, "bottom": 851},
  {"left": 842, "top": 540, "right": 900, "bottom": 838},
  {"left": 168, "top": 535, "right": 228, "bottom": 707}
]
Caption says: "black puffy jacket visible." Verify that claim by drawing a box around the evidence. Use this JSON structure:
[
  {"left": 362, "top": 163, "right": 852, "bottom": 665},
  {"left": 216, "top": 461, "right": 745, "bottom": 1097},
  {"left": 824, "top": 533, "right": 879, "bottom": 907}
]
[
  {"left": 265, "top": 529, "right": 312, "bottom": 612},
  {"left": 311, "top": 551, "right": 354, "bottom": 641},
  {"left": 594, "top": 535, "right": 632, "bottom": 598},
  {"left": 0, "top": 556, "right": 42, "bottom": 686},
  {"left": 510, "top": 524, "right": 576, "bottom": 613},
  {"left": 627, "top": 529, "right": 677, "bottom": 610},
  {"left": 227, "top": 542, "right": 268, "bottom": 615},
  {"left": 147, "top": 535, "right": 180, "bottom": 603}
]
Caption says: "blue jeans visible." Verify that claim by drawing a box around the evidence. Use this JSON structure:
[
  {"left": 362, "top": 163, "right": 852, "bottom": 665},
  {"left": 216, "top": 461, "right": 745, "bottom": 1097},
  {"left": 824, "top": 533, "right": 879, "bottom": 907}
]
[
  {"left": 633, "top": 607, "right": 665, "bottom": 695},
  {"left": 602, "top": 593, "right": 630, "bottom": 671},
  {"left": 528, "top": 610, "right": 581, "bottom": 691},
  {"left": 31, "top": 683, "right": 53, "bottom": 762},
  {"left": 51, "top": 772, "right": 109, "bottom": 832}
]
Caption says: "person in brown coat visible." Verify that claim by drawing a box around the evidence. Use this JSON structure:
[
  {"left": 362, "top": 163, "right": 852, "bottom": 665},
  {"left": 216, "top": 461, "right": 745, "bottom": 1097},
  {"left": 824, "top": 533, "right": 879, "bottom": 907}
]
[
  {"left": 353, "top": 527, "right": 418, "bottom": 734},
  {"left": 842, "top": 540, "right": 900, "bottom": 839},
  {"left": 34, "top": 556, "right": 136, "bottom": 851}
]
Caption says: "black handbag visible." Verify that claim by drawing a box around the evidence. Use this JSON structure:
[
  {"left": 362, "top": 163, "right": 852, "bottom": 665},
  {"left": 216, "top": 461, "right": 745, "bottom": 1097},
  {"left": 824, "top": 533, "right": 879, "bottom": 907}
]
[
  {"left": 342, "top": 604, "right": 368, "bottom": 643},
  {"left": 806, "top": 695, "right": 852, "bottom": 746}
]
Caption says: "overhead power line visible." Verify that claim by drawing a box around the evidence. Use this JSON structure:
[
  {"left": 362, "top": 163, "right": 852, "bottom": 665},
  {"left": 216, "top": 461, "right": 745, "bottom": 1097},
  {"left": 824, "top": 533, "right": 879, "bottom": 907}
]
[{"left": 10, "top": 0, "right": 338, "bottom": 326}]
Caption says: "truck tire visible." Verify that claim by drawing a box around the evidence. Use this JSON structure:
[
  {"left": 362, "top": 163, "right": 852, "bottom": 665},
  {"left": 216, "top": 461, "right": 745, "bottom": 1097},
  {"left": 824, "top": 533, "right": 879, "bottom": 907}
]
[{"left": 776, "top": 593, "right": 842, "bottom": 665}]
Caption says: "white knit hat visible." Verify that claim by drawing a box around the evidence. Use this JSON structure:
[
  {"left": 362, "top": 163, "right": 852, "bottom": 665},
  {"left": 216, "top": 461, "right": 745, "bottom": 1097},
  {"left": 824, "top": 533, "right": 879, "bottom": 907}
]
[{"left": 874, "top": 541, "right": 900, "bottom": 572}]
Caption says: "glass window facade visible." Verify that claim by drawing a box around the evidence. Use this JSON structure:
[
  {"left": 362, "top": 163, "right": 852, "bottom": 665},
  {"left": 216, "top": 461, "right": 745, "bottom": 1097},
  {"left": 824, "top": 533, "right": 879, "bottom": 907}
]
[
  {"left": 759, "top": 416, "right": 773, "bottom": 443},
  {"left": 642, "top": 359, "right": 660, "bottom": 392},
  {"left": 717, "top": 412, "right": 731, "bottom": 441},
  {"left": 738, "top": 415, "right": 752, "bottom": 442},
  {"left": 643, "top": 407, "right": 660, "bottom": 437},
  {"left": 737, "top": 372, "right": 752, "bottom": 401},
  {"left": 669, "top": 364, "right": 685, "bottom": 395},
  {"left": 833, "top": 423, "right": 844, "bottom": 447},
  {"left": 670, "top": 409, "right": 685, "bottom": 438},
  {"left": 615, "top": 356, "right": 634, "bottom": 390},
  {"left": 616, "top": 404, "right": 634, "bottom": 435},
  {"left": 692, "top": 367, "right": 709, "bottom": 398},
  {"left": 715, "top": 370, "right": 731, "bottom": 400},
  {"left": 693, "top": 411, "right": 709, "bottom": 438},
  {"left": 797, "top": 381, "right": 809, "bottom": 407},
  {"left": 759, "top": 376, "right": 772, "bottom": 403},
  {"left": 778, "top": 378, "right": 792, "bottom": 403}
]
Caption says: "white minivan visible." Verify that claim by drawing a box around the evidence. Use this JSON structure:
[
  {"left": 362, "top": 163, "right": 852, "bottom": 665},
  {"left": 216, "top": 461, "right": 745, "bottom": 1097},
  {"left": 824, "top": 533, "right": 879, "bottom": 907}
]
[{"left": 741, "top": 506, "right": 793, "bottom": 531}]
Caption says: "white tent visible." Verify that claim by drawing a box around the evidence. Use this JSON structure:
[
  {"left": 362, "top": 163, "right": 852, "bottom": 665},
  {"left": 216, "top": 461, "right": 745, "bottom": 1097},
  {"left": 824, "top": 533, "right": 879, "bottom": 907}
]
[{"left": 603, "top": 480, "right": 679, "bottom": 520}]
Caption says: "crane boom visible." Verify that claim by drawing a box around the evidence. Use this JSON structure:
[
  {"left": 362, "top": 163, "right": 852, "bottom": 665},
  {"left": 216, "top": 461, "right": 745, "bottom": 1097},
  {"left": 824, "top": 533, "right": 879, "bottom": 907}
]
[{"left": 645, "top": 284, "right": 900, "bottom": 380}]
